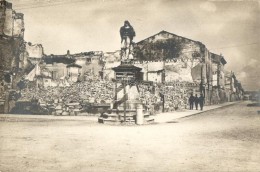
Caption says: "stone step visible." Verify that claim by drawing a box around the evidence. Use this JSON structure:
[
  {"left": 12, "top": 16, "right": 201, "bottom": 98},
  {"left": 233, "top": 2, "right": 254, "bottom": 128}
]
[
  {"left": 102, "top": 113, "right": 118, "bottom": 117},
  {"left": 119, "top": 114, "right": 135, "bottom": 117},
  {"left": 124, "top": 119, "right": 135, "bottom": 123},
  {"left": 111, "top": 109, "right": 136, "bottom": 113},
  {"left": 145, "top": 117, "right": 155, "bottom": 123},
  {"left": 98, "top": 118, "right": 121, "bottom": 125}
]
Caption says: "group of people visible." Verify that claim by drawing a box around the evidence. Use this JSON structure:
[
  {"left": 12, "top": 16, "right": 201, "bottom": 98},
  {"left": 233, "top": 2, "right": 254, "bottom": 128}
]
[{"left": 188, "top": 93, "right": 204, "bottom": 111}]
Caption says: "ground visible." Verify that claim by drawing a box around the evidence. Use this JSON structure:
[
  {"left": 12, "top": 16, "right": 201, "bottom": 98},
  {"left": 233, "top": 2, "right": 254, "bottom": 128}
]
[{"left": 0, "top": 101, "right": 260, "bottom": 172}]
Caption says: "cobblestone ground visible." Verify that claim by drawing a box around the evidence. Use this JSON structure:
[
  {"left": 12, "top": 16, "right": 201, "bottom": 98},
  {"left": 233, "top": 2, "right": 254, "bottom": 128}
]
[{"left": 0, "top": 101, "right": 260, "bottom": 172}]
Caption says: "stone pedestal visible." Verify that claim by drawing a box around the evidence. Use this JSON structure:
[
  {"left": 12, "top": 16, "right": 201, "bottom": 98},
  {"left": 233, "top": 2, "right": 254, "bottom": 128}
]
[{"left": 98, "top": 63, "right": 154, "bottom": 125}]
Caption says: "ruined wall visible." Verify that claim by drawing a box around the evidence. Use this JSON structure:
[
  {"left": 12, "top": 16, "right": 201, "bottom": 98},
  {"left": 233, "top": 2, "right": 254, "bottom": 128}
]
[
  {"left": 102, "top": 51, "right": 121, "bottom": 80},
  {"left": 0, "top": 1, "right": 26, "bottom": 85},
  {"left": 2, "top": 7, "right": 12, "bottom": 36},
  {"left": 67, "top": 66, "right": 81, "bottom": 82},
  {"left": 219, "top": 65, "right": 225, "bottom": 88},
  {"left": 83, "top": 56, "right": 103, "bottom": 77},
  {"left": 26, "top": 43, "right": 44, "bottom": 58},
  {"left": 104, "top": 51, "right": 121, "bottom": 62},
  {"left": 147, "top": 72, "right": 163, "bottom": 83},
  {"left": 75, "top": 55, "right": 103, "bottom": 77},
  {"left": 45, "top": 63, "right": 67, "bottom": 80},
  {"left": 1, "top": 1, "right": 24, "bottom": 38},
  {"left": 134, "top": 61, "right": 164, "bottom": 81},
  {"left": 134, "top": 31, "right": 206, "bottom": 83},
  {"left": 13, "top": 13, "right": 24, "bottom": 37},
  {"left": 210, "top": 53, "right": 226, "bottom": 88},
  {"left": 212, "top": 62, "right": 218, "bottom": 86},
  {"left": 164, "top": 59, "right": 200, "bottom": 82},
  {"left": 134, "top": 31, "right": 203, "bottom": 61},
  {"left": 0, "top": 1, "right": 7, "bottom": 35}
]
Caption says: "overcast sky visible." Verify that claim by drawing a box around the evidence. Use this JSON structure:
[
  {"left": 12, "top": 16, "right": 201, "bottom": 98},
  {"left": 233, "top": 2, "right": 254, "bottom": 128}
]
[{"left": 9, "top": 0, "right": 260, "bottom": 90}]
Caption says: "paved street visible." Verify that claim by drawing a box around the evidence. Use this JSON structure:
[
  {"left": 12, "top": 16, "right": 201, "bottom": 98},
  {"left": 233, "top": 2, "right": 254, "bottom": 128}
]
[{"left": 0, "top": 101, "right": 260, "bottom": 172}]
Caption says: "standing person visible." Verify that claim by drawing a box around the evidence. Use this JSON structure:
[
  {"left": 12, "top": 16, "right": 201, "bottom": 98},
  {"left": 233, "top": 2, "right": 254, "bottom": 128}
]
[
  {"left": 159, "top": 92, "right": 165, "bottom": 112},
  {"left": 194, "top": 94, "right": 199, "bottom": 110},
  {"left": 199, "top": 94, "right": 205, "bottom": 110},
  {"left": 189, "top": 93, "right": 195, "bottom": 110}
]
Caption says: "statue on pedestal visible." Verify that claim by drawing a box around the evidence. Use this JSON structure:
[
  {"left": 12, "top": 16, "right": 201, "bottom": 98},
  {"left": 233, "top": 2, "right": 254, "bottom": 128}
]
[{"left": 120, "top": 20, "right": 135, "bottom": 63}]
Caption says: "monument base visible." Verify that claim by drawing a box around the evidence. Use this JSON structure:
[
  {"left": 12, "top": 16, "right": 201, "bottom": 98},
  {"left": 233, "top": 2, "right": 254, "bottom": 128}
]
[
  {"left": 98, "top": 101, "right": 154, "bottom": 125},
  {"left": 98, "top": 62, "right": 154, "bottom": 125}
]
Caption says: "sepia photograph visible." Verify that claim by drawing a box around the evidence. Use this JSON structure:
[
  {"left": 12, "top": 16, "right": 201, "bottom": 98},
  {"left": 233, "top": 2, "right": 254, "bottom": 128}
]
[{"left": 0, "top": 0, "right": 260, "bottom": 171}]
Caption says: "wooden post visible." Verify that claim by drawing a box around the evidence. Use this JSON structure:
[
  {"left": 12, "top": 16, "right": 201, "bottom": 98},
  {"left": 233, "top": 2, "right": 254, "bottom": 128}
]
[{"left": 123, "top": 79, "right": 126, "bottom": 122}]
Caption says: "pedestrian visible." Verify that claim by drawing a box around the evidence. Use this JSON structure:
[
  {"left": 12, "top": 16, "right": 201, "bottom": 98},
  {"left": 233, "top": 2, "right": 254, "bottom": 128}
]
[
  {"left": 189, "top": 93, "right": 195, "bottom": 110},
  {"left": 159, "top": 92, "right": 165, "bottom": 112},
  {"left": 199, "top": 94, "right": 204, "bottom": 110},
  {"left": 194, "top": 94, "right": 199, "bottom": 110}
]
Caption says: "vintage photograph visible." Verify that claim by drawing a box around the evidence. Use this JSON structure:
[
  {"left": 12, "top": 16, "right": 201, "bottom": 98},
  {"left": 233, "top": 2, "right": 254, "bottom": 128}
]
[{"left": 0, "top": 0, "right": 260, "bottom": 171}]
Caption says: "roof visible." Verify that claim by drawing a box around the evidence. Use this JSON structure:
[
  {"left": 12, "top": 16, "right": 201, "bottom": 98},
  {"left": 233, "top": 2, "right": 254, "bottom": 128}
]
[
  {"left": 112, "top": 64, "right": 142, "bottom": 72},
  {"left": 45, "top": 51, "right": 102, "bottom": 59},
  {"left": 136, "top": 30, "right": 202, "bottom": 46},
  {"left": 220, "top": 57, "right": 227, "bottom": 65},
  {"left": 210, "top": 52, "right": 227, "bottom": 65},
  {"left": 43, "top": 56, "right": 75, "bottom": 65},
  {"left": 66, "top": 63, "right": 82, "bottom": 68}
]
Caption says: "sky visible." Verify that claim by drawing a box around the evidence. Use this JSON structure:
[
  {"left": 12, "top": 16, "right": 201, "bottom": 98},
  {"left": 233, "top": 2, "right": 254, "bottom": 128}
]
[{"left": 9, "top": 0, "right": 260, "bottom": 91}]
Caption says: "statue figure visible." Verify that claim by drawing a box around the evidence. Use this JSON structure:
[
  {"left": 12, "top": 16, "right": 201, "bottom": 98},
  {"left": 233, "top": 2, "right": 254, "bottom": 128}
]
[{"left": 120, "top": 20, "right": 135, "bottom": 62}]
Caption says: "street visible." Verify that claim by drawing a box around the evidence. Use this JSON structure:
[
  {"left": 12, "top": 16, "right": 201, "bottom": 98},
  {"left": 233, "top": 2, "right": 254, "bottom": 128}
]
[{"left": 0, "top": 101, "right": 260, "bottom": 172}]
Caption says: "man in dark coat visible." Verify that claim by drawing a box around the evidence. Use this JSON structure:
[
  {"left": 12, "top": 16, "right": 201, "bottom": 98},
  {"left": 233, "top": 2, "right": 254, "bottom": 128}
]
[
  {"left": 199, "top": 94, "right": 205, "bottom": 110},
  {"left": 194, "top": 94, "right": 199, "bottom": 110},
  {"left": 189, "top": 93, "right": 195, "bottom": 110}
]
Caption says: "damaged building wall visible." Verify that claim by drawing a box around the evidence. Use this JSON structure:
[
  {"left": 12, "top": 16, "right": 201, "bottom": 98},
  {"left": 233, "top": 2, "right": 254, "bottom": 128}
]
[
  {"left": 2, "top": 6, "right": 12, "bottom": 36},
  {"left": 224, "top": 71, "right": 243, "bottom": 102},
  {"left": 211, "top": 53, "right": 226, "bottom": 87},
  {"left": 224, "top": 71, "right": 232, "bottom": 102},
  {"left": 36, "top": 51, "right": 103, "bottom": 83},
  {"left": 203, "top": 49, "right": 213, "bottom": 105},
  {"left": 134, "top": 30, "right": 206, "bottom": 83},
  {"left": 1, "top": 1, "right": 24, "bottom": 38},
  {"left": 73, "top": 52, "right": 103, "bottom": 78},
  {"left": 102, "top": 51, "right": 121, "bottom": 80},
  {"left": 147, "top": 70, "right": 164, "bottom": 83},
  {"left": 134, "top": 61, "right": 164, "bottom": 81},
  {"left": 13, "top": 13, "right": 24, "bottom": 37},
  {"left": 134, "top": 30, "right": 202, "bottom": 61},
  {"left": 26, "top": 43, "right": 44, "bottom": 58},
  {"left": 0, "top": 0, "right": 29, "bottom": 113},
  {"left": 0, "top": 0, "right": 25, "bottom": 72},
  {"left": 210, "top": 53, "right": 227, "bottom": 103},
  {"left": 41, "top": 55, "right": 75, "bottom": 81}
]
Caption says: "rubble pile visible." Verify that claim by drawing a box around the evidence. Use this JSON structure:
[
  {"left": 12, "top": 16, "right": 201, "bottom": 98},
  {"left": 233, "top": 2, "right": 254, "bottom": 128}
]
[
  {"left": 19, "top": 78, "right": 114, "bottom": 115},
  {"left": 51, "top": 101, "right": 82, "bottom": 116},
  {"left": 160, "top": 84, "right": 189, "bottom": 112},
  {"left": 19, "top": 80, "right": 193, "bottom": 115},
  {"left": 138, "top": 84, "right": 161, "bottom": 110},
  {"left": 138, "top": 81, "right": 191, "bottom": 112}
]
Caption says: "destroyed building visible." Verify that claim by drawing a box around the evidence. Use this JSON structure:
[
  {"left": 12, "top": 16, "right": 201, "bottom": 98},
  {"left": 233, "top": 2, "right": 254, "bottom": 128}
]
[{"left": 0, "top": 0, "right": 244, "bottom": 114}]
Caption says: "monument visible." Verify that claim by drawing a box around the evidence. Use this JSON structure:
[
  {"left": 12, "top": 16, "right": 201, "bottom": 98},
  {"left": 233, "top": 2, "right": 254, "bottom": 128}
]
[
  {"left": 98, "top": 20, "right": 154, "bottom": 125},
  {"left": 120, "top": 20, "right": 135, "bottom": 63}
]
